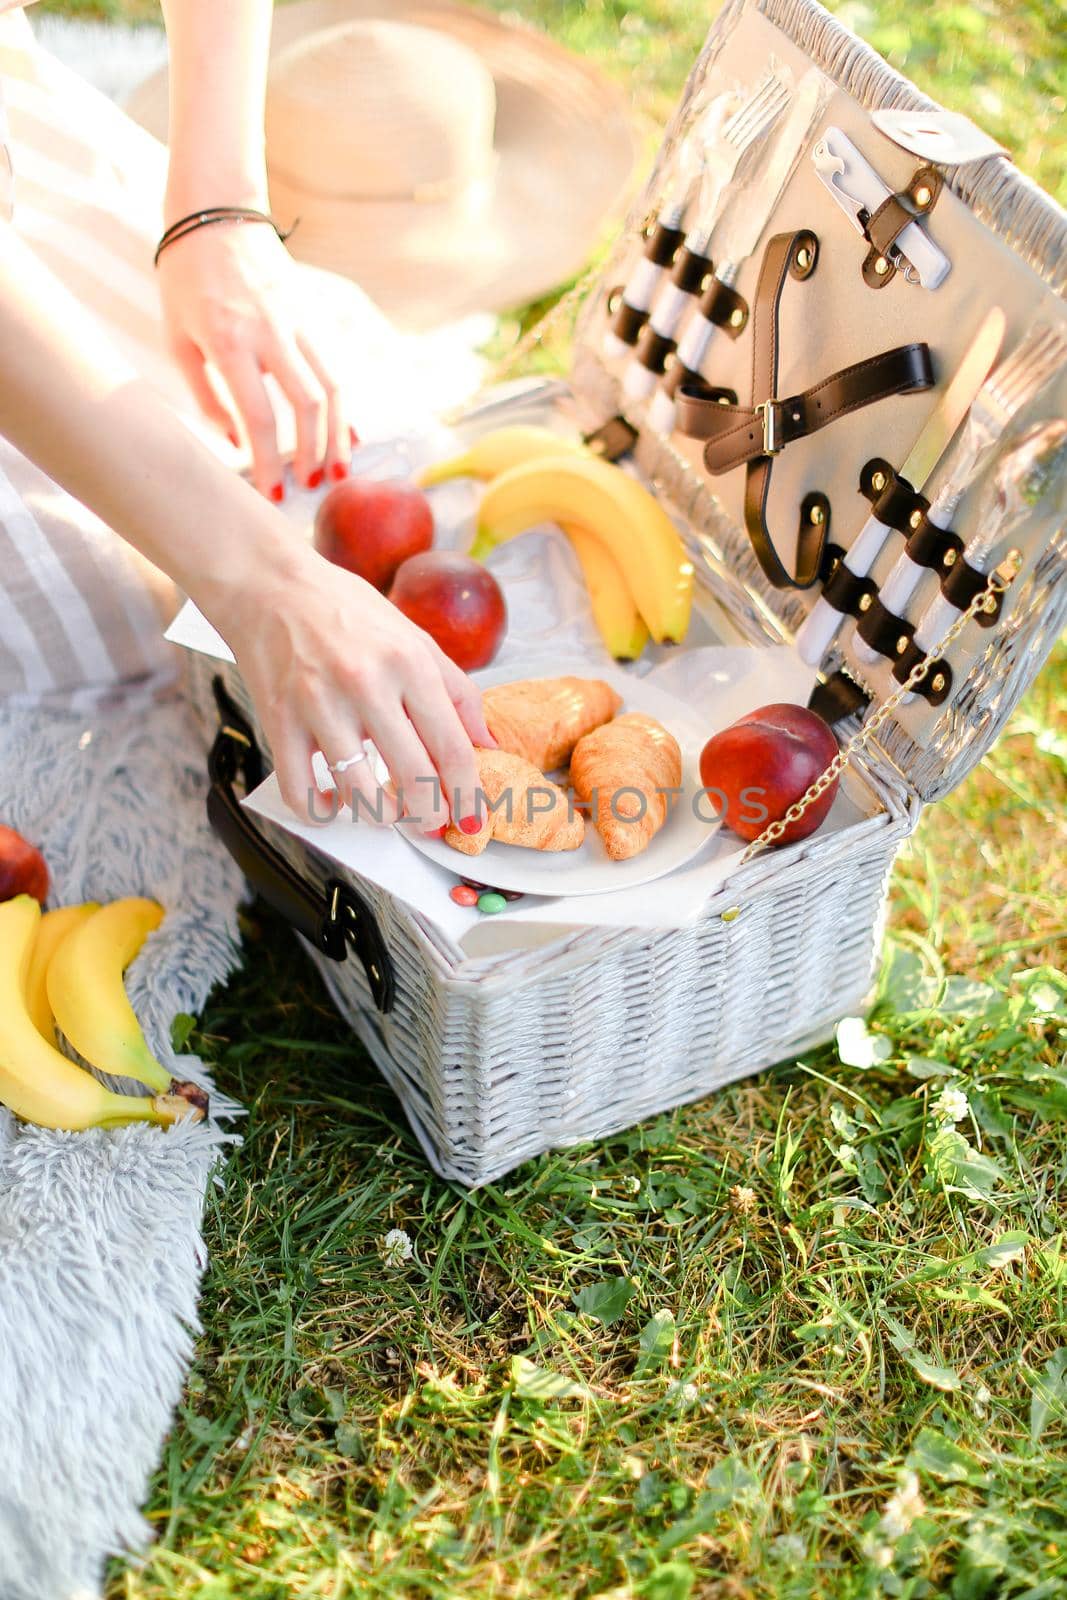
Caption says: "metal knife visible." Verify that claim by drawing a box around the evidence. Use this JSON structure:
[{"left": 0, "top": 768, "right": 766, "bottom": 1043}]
[{"left": 795, "top": 304, "right": 1006, "bottom": 667}]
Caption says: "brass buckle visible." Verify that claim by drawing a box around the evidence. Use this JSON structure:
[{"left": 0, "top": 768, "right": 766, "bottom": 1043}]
[{"left": 755, "top": 399, "right": 784, "bottom": 455}]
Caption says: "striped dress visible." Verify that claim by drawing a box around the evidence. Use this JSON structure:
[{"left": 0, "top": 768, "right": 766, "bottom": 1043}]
[{"left": 0, "top": 3, "right": 209, "bottom": 710}]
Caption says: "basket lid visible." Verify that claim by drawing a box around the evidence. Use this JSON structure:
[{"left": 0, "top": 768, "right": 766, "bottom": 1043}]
[{"left": 570, "top": 0, "right": 1067, "bottom": 804}]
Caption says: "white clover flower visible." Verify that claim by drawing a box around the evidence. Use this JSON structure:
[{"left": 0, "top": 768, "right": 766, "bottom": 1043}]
[
  {"left": 773, "top": 1533, "right": 807, "bottom": 1565},
  {"left": 667, "top": 1379, "right": 700, "bottom": 1408},
  {"left": 623, "top": 1174, "right": 642, "bottom": 1194},
  {"left": 973, "top": 1383, "right": 992, "bottom": 1418},
  {"left": 837, "top": 1143, "right": 859, "bottom": 1170},
  {"left": 879, "top": 1469, "right": 924, "bottom": 1542},
  {"left": 378, "top": 1227, "right": 414, "bottom": 1267},
  {"left": 933, "top": 1086, "right": 969, "bottom": 1124}
]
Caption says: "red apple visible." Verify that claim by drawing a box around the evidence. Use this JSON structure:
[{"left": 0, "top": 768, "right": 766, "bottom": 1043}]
[
  {"left": 389, "top": 551, "right": 507, "bottom": 671},
  {"left": 699, "top": 703, "right": 839, "bottom": 844},
  {"left": 0, "top": 824, "right": 49, "bottom": 905},
  {"left": 313, "top": 478, "right": 434, "bottom": 591}
]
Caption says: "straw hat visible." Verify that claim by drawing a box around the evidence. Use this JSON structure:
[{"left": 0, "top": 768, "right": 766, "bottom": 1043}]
[{"left": 127, "top": 0, "right": 639, "bottom": 329}]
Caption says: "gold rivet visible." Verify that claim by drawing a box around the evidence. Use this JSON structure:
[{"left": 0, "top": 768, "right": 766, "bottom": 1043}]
[
  {"left": 896, "top": 635, "right": 910, "bottom": 654},
  {"left": 729, "top": 308, "right": 745, "bottom": 328},
  {"left": 809, "top": 504, "right": 825, "bottom": 525},
  {"left": 931, "top": 673, "right": 946, "bottom": 693},
  {"left": 664, "top": 352, "right": 676, "bottom": 371},
  {"left": 717, "top": 394, "right": 731, "bottom": 406},
  {"left": 943, "top": 548, "right": 957, "bottom": 568},
  {"left": 915, "top": 184, "right": 932, "bottom": 208},
  {"left": 874, "top": 256, "right": 890, "bottom": 276},
  {"left": 909, "top": 509, "right": 923, "bottom": 529},
  {"left": 700, "top": 273, "right": 713, "bottom": 292},
  {"left": 858, "top": 593, "right": 873, "bottom": 612},
  {"left": 796, "top": 247, "right": 811, "bottom": 271},
  {"left": 871, "top": 470, "right": 887, "bottom": 492},
  {"left": 721, "top": 906, "right": 741, "bottom": 922},
  {"left": 1008, "top": 547, "right": 1022, "bottom": 567}
]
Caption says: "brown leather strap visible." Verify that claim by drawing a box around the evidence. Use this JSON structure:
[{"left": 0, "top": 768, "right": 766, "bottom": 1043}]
[
  {"left": 676, "top": 227, "right": 934, "bottom": 590},
  {"left": 861, "top": 165, "right": 942, "bottom": 288}
]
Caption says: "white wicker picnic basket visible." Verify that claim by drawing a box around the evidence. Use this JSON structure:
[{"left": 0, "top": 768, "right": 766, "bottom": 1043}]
[{"left": 189, "top": 0, "right": 1067, "bottom": 1187}]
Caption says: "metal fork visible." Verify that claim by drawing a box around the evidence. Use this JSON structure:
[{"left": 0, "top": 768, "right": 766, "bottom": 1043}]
[
  {"left": 853, "top": 321, "right": 1067, "bottom": 664},
  {"left": 605, "top": 70, "right": 790, "bottom": 363},
  {"left": 621, "top": 71, "right": 791, "bottom": 401}
]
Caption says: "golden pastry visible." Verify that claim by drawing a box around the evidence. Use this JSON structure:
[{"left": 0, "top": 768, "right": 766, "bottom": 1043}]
[
  {"left": 445, "top": 748, "right": 585, "bottom": 857},
  {"left": 570, "top": 712, "right": 682, "bottom": 860},
  {"left": 484, "top": 675, "right": 622, "bottom": 772}
]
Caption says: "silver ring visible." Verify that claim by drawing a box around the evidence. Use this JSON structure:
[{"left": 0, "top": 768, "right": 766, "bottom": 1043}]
[{"left": 330, "top": 748, "right": 369, "bottom": 775}]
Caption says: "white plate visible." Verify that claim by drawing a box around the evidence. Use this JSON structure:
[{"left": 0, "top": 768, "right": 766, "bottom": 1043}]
[{"left": 400, "top": 662, "right": 720, "bottom": 897}]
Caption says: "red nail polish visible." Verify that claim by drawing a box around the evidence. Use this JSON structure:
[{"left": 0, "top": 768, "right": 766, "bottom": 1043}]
[
  {"left": 459, "top": 814, "right": 482, "bottom": 835},
  {"left": 349, "top": 426, "right": 359, "bottom": 447},
  {"left": 427, "top": 823, "right": 448, "bottom": 838},
  {"left": 270, "top": 482, "right": 284, "bottom": 503},
  {"left": 330, "top": 462, "right": 348, "bottom": 482},
  {"left": 226, "top": 428, "right": 240, "bottom": 448},
  {"left": 307, "top": 467, "right": 324, "bottom": 489}
]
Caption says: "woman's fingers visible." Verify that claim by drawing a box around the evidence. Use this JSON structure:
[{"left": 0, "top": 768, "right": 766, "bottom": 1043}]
[
  {"left": 262, "top": 332, "right": 329, "bottom": 488},
  {"left": 429, "top": 642, "right": 496, "bottom": 747},
  {"left": 322, "top": 733, "right": 397, "bottom": 825},
  {"left": 170, "top": 335, "right": 239, "bottom": 445},
  {"left": 402, "top": 677, "right": 483, "bottom": 829},
  {"left": 211, "top": 345, "right": 285, "bottom": 499},
  {"left": 269, "top": 721, "right": 322, "bottom": 822},
  {"left": 360, "top": 695, "right": 454, "bottom": 834},
  {"left": 297, "top": 332, "right": 351, "bottom": 481}
]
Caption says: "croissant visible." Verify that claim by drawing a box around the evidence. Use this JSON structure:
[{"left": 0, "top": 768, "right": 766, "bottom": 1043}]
[
  {"left": 570, "top": 712, "right": 683, "bottom": 861},
  {"left": 484, "top": 676, "right": 622, "bottom": 772},
  {"left": 444, "top": 748, "right": 585, "bottom": 857}
]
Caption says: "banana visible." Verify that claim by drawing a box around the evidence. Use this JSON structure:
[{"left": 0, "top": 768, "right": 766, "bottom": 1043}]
[
  {"left": 46, "top": 897, "right": 174, "bottom": 1094},
  {"left": 416, "top": 425, "right": 588, "bottom": 487},
  {"left": 24, "top": 902, "right": 99, "bottom": 1041},
  {"left": 0, "top": 896, "right": 201, "bottom": 1131},
  {"left": 470, "top": 454, "right": 694, "bottom": 643},
  {"left": 563, "top": 523, "right": 650, "bottom": 660}
]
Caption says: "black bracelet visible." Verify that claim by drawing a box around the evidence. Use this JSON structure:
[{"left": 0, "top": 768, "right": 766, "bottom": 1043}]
[{"left": 153, "top": 206, "right": 298, "bottom": 267}]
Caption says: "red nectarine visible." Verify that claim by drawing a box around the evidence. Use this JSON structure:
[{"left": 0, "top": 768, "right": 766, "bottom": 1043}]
[
  {"left": 0, "top": 824, "right": 49, "bottom": 905},
  {"left": 389, "top": 552, "right": 506, "bottom": 671},
  {"left": 699, "top": 703, "right": 839, "bottom": 844},
  {"left": 313, "top": 478, "right": 434, "bottom": 592}
]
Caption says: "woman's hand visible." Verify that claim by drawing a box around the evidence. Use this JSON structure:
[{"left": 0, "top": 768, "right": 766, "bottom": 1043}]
[
  {"left": 157, "top": 222, "right": 353, "bottom": 500},
  {"left": 219, "top": 548, "right": 495, "bottom": 829}
]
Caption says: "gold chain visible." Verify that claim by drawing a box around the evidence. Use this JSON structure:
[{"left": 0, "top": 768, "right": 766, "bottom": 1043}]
[{"left": 738, "top": 576, "right": 1006, "bottom": 863}]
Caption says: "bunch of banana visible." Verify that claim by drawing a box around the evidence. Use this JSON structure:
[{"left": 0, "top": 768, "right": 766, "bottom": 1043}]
[
  {"left": 0, "top": 894, "right": 207, "bottom": 1132},
  {"left": 419, "top": 426, "right": 693, "bottom": 654}
]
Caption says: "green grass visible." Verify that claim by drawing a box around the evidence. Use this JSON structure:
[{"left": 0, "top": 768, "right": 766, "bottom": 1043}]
[{"left": 28, "top": 0, "right": 1064, "bottom": 1592}]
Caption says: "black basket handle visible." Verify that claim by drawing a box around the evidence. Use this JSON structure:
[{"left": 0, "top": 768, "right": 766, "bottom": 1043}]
[{"left": 206, "top": 676, "right": 396, "bottom": 1013}]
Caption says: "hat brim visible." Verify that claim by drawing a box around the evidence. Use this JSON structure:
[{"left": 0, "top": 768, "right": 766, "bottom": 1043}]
[{"left": 126, "top": 0, "right": 639, "bottom": 329}]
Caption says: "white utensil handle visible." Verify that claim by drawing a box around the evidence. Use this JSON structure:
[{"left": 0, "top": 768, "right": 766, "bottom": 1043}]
[
  {"left": 796, "top": 514, "right": 891, "bottom": 665},
  {"left": 913, "top": 592, "right": 958, "bottom": 655},
  {"left": 600, "top": 256, "right": 667, "bottom": 358},
  {"left": 648, "top": 280, "right": 695, "bottom": 340},
  {"left": 675, "top": 310, "right": 716, "bottom": 374},
  {"left": 622, "top": 362, "right": 659, "bottom": 402},
  {"left": 853, "top": 491, "right": 959, "bottom": 664},
  {"left": 648, "top": 389, "right": 677, "bottom": 433}
]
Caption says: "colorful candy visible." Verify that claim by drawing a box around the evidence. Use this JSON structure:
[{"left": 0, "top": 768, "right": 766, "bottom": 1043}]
[
  {"left": 449, "top": 885, "right": 480, "bottom": 907},
  {"left": 477, "top": 892, "right": 508, "bottom": 915}
]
